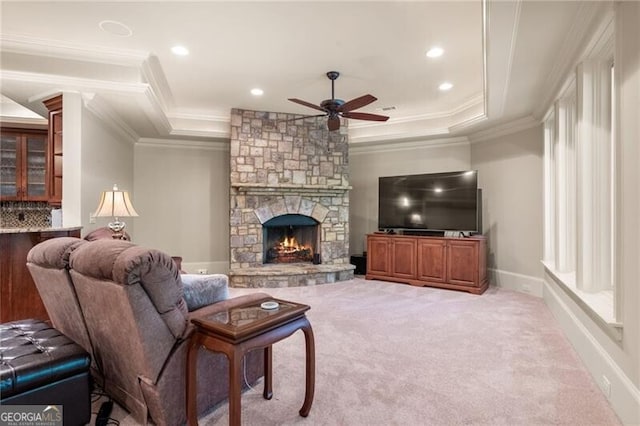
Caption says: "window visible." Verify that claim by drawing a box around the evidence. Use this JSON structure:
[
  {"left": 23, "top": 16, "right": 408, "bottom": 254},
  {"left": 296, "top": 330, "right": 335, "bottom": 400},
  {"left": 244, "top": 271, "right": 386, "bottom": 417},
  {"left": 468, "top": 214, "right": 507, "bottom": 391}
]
[{"left": 543, "top": 32, "right": 620, "bottom": 335}]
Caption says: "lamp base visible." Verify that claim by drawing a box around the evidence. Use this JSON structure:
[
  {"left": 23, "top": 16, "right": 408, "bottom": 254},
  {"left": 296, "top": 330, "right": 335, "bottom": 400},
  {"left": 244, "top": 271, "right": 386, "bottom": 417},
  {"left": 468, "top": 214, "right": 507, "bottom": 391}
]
[{"left": 107, "top": 219, "right": 125, "bottom": 232}]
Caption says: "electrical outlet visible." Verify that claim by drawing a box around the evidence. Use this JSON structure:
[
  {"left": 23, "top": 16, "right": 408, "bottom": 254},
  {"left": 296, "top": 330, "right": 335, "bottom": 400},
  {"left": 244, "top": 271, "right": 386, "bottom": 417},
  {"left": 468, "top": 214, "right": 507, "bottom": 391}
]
[
  {"left": 600, "top": 375, "right": 611, "bottom": 398},
  {"left": 197, "top": 269, "right": 208, "bottom": 274},
  {"left": 89, "top": 214, "right": 96, "bottom": 224}
]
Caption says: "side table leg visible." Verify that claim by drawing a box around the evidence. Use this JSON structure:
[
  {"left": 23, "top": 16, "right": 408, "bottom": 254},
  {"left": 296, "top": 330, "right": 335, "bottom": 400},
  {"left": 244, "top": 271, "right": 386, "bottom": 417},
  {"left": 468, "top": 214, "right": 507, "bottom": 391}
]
[
  {"left": 263, "top": 345, "right": 273, "bottom": 400},
  {"left": 229, "top": 350, "right": 244, "bottom": 426},
  {"left": 299, "top": 320, "right": 315, "bottom": 417},
  {"left": 186, "top": 336, "right": 200, "bottom": 426}
]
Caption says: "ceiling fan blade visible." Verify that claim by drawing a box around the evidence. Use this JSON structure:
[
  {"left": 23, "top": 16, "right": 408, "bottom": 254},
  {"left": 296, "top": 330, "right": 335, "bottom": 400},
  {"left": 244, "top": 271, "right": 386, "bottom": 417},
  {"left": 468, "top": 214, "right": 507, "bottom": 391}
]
[
  {"left": 281, "top": 113, "right": 326, "bottom": 122},
  {"left": 288, "top": 98, "right": 326, "bottom": 113},
  {"left": 327, "top": 116, "right": 341, "bottom": 131},
  {"left": 342, "top": 111, "right": 389, "bottom": 122},
  {"left": 338, "top": 94, "right": 377, "bottom": 112}
]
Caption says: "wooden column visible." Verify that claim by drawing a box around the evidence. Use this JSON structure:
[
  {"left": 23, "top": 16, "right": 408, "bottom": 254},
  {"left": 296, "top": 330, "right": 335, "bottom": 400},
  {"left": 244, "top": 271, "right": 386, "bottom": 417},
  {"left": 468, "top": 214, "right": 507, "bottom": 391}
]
[{"left": 43, "top": 95, "right": 63, "bottom": 207}]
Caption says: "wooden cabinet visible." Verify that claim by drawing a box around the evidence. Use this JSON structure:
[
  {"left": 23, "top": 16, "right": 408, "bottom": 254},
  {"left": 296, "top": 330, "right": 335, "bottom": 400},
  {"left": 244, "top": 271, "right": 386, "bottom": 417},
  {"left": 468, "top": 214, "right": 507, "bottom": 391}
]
[
  {"left": 0, "top": 228, "right": 81, "bottom": 323},
  {"left": 366, "top": 234, "right": 488, "bottom": 294},
  {"left": 417, "top": 238, "right": 447, "bottom": 283},
  {"left": 367, "top": 235, "right": 392, "bottom": 276},
  {"left": 44, "top": 95, "right": 63, "bottom": 207},
  {"left": 391, "top": 237, "right": 417, "bottom": 279},
  {"left": 367, "top": 235, "right": 417, "bottom": 278},
  {"left": 0, "top": 129, "right": 49, "bottom": 201}
]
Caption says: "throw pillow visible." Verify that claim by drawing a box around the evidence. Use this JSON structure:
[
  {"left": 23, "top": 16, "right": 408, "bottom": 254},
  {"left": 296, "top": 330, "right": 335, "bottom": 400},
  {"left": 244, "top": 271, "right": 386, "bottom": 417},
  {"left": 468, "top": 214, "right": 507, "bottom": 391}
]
[{"left": 181, "top": 274, "right": 229, "bottom": 311}]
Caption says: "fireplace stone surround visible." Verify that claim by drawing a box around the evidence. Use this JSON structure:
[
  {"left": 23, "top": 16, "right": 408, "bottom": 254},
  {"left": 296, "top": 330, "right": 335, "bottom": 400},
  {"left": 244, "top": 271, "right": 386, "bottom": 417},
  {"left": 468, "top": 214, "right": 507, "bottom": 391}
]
[{"left": 228, "top": 108, "right": 354, "bottom": 287}]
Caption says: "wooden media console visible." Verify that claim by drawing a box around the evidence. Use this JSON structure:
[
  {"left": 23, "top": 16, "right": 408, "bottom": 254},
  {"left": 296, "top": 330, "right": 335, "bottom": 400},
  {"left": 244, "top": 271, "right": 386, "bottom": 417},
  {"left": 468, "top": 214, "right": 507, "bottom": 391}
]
[{"left": 366, "top": 234, "right": 488, "bottom": 294}]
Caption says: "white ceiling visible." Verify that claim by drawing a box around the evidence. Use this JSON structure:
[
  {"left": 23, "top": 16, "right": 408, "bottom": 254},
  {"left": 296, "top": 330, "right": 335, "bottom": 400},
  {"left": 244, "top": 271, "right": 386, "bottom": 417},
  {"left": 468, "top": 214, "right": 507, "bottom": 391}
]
[{"left": 0, "top": 1, "right": 609, "bottom": 145}]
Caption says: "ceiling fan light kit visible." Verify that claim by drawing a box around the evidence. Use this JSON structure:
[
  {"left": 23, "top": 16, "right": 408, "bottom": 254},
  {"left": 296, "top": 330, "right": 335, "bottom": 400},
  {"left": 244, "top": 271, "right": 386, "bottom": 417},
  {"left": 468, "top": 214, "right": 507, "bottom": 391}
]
[{"left": 288, "top": 71, "right": 390, "bottom": 131}]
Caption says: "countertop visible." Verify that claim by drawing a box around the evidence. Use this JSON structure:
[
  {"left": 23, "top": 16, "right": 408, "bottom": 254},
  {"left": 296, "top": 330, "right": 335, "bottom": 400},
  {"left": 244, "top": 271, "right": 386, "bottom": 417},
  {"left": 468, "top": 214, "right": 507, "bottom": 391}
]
[{"left": 0, "top": 226, "right": 83, "bottom": 234}]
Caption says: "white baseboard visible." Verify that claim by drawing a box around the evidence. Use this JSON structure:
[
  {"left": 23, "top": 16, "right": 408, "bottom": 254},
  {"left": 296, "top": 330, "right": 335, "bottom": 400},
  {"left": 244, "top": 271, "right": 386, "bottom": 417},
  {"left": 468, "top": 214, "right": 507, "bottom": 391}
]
[
  {"left": 182, "top": 261, "right": 229, "bottom": 275},
  {"left": 489, "top": 268, "right": 544, "bottom": 297},
  {"left": 543, "top": 278, "right": 640, "bottom": 425}
]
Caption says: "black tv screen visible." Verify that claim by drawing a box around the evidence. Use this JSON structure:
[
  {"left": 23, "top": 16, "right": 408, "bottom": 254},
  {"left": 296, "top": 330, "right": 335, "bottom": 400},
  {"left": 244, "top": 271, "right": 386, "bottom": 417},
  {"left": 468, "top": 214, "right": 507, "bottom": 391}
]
[{"left": 378, "top": 170, "right": 480, "bottom": 232}]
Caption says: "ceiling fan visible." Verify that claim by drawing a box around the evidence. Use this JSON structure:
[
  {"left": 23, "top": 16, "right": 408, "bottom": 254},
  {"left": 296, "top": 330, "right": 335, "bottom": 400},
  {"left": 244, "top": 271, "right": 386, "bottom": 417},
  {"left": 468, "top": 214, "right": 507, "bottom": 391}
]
[{"left": 288, "top": 71, "right": 390, "bottom": 131}]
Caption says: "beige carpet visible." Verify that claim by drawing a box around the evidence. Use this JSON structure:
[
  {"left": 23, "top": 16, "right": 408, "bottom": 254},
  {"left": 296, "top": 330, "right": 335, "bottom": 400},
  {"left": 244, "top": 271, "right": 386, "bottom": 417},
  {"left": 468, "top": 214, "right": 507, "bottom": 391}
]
[{"left": 94, "top": 278, "right": 621, "bottom": 425}]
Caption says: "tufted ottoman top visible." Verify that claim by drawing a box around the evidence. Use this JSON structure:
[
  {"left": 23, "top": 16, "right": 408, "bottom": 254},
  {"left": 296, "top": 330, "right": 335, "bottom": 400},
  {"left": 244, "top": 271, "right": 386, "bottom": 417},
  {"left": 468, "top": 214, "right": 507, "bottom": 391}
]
[{"left": 0, "top": 319, "right": 91, "bottom": 398}]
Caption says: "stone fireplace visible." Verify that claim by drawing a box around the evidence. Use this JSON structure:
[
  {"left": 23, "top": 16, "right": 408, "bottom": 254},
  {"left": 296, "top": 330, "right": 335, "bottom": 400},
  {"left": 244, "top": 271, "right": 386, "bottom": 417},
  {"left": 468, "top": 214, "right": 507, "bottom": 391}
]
[
  {"left": 228, "top": 108, "right": 354, "bottom": 287},
  {"left": 263, "top": 214, "right": 319, "bottom": 264}
]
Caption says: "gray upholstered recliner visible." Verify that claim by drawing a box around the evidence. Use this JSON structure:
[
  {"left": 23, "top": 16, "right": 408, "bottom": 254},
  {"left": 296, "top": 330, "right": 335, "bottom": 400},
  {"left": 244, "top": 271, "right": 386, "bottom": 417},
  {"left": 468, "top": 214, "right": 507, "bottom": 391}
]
[
  {"left": 26, "top": 237, "right": 101, "bottom": 381},
  {"left": 28, "top": 237, "right": 268, "bottom": 425}
]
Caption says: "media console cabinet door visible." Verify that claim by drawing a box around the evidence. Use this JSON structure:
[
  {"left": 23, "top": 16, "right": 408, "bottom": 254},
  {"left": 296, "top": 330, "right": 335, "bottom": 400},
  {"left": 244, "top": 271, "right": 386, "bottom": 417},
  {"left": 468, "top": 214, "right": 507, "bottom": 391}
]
[
  {"left": 367, "top": 236, "right": 392, "bottom": 276},
  {"left": 391, "top": 237, "right": 417, "bottom": 279},
  {"left": 417, "top": 239, "right": 447, "bottom": 282},
  {"left": 447, "top": 239, "right": 480, "bottom": 286}
]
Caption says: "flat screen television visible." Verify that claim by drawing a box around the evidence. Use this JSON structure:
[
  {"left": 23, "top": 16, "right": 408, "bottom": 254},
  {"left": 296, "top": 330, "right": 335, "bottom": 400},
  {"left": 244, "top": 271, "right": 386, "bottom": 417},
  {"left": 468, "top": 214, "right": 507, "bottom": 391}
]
[{"left": 378, "top": 170, "right": 481, "bottom": 233}]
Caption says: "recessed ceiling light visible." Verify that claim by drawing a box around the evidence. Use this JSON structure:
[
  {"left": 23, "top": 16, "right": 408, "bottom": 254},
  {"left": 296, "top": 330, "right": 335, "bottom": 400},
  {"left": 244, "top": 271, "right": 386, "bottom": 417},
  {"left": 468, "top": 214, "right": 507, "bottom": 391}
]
[
  {"left": 250, "top": 88, "right": 264, "bottom": 96},
  {"left": 439, "top": 82, "right": 453, "bottom": 91},
  {"left": 99, "top": 20, "right": 132, "bottom": 37},
  {"left": 171, "top": 45, "right": 189, "bottom": 56},
  {"left": 426, "top": 47, "right": 444, "bottom": 58}
]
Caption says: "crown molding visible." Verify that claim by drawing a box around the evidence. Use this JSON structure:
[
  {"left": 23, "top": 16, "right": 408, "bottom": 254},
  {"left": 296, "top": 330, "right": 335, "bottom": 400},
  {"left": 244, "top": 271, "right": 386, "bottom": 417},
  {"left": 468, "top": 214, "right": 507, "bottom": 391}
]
[
  {"left": 136, "top": 137, "right": 229, "bottom": 151},
  {"left": 82, "top": 93, "right": 139, "bottom": 145},
  {"left": 533, "top": 1, "right": 611, "bottom": 120},
  {"left": 141, "top": 56, "right": 174, "bottom": 112},
  {"left": 166, "top": 111, "right": 230, "bottom": 140},
  {"left": 350, "top": 136, "right": 470, "bottom": 155},
  {"left": 480, "top": 0, "right": 489, "bottom": 117},
  {"left": 0, "top": 34, "right": 149, "bottom": 67},
  {"left": 1, "top": 70, "right": 150, "bottom": 95},
  {"left": 139, "top": 88, "right": 172, "bottom": 135},
  {"left": 448, "top": 112, "right": 488, "bottom": 134},
  {"left": 468, "top": 115, "right": 540, "bottom": 144},
  {"left": 498, "top": 0, "right": 521, "bottom": 118},
  {"left": 581, "top": 9, "right": 614, "bottom": 61},
  {"left": 0, "top": 116, "right": 48, "bottom": 127},
  {"left": 349, "top": 93, "right": 484, "bottom": 129}
]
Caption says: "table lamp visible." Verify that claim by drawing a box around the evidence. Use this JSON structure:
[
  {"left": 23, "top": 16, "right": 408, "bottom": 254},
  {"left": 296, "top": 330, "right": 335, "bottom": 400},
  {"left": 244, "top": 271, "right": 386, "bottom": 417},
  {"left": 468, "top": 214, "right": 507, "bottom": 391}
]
[{"left": 93, "top": 184, "right": 139, "bottom": 238}]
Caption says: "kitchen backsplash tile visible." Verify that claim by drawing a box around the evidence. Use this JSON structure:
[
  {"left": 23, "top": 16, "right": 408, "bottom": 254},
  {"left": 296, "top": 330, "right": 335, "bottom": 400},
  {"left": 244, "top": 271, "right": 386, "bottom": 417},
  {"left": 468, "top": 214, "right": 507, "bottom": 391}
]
[{"left": 0, "top": 201, "right": 50, "bottom": 228}]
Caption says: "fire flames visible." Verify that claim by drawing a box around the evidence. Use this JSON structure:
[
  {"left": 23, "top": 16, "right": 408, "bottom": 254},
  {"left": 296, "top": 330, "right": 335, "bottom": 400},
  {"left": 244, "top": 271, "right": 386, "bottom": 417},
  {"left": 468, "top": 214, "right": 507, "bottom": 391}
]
[
  {"left": 267, "top": 235, "right": 313, "bottom": 263},
  {"left": 279, "top": 236, "right": 304, "bottom": 252}
]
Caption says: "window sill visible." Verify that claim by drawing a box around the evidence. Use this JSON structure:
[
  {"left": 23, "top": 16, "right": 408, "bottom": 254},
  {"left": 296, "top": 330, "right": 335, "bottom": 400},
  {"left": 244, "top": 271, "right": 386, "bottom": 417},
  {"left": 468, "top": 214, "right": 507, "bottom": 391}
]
[{"left": 542, "top": 261, "right": 623, "bottom": 342}]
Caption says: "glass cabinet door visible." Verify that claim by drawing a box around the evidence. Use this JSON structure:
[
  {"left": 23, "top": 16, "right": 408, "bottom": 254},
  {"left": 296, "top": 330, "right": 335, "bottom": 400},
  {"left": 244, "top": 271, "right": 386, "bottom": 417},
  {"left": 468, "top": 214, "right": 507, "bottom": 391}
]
[
  {"left": 25, "top": 133, "right": 47, "bottom": 198},
  {"left": 0, "top": 132, "right": 19, "bottom": 198}
]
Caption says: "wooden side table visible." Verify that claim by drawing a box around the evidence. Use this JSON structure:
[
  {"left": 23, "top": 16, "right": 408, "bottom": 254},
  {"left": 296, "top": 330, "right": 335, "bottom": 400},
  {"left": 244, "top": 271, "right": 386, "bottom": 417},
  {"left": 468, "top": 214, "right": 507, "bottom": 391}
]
[{"left": 186, "top": 297, "right": 315, "bottom": 425}]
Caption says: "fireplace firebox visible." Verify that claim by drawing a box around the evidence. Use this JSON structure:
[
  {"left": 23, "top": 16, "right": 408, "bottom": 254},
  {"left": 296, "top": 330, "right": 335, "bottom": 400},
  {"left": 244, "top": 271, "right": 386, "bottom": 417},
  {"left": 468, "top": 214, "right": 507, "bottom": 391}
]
[{"left": 263, "top": 214, "right": 320, "bottom": 264}]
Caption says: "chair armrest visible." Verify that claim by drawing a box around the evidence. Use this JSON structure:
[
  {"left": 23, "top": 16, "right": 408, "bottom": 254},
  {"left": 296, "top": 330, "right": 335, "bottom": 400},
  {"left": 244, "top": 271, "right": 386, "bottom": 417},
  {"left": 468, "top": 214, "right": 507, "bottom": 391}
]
[{"left": 180, "top": 273, "right": 229, "bottom": 312}]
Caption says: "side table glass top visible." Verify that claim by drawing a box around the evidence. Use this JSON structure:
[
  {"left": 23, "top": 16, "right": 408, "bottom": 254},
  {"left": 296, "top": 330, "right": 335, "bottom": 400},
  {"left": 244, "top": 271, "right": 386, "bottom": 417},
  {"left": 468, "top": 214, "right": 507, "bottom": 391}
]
[{"left": 192, "top": 298, "right": 310, "bottom": 342}]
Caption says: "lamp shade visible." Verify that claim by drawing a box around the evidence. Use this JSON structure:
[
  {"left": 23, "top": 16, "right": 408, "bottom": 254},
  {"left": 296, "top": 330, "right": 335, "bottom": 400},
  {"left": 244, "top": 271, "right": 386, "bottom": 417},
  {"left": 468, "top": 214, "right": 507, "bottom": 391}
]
[{"left": 93, "top": 184, "right": 139, "bottom": 218}]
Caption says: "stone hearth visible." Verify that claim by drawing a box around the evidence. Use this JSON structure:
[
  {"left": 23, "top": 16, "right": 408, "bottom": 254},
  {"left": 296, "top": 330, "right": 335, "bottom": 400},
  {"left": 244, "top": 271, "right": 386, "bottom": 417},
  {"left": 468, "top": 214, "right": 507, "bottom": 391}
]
[{"left": 228, "top": 108, "right": 354, "bottom": 287}]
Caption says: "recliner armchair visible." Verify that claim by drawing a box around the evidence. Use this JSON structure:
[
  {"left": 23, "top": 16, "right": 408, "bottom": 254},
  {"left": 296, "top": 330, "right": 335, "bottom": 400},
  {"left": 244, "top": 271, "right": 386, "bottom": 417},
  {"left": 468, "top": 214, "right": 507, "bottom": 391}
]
[
  {"left": 26, "top": 237, "right": 101, "bottom": 382},
  {"left": 28, "top": 237, "right": 268, "bottom": 425}
]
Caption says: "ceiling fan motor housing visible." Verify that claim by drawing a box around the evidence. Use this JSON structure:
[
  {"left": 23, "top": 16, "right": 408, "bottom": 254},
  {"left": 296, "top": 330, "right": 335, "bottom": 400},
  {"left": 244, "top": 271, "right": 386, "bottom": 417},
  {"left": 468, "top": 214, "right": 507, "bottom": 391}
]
[{"left": 321, "top": 99, "right": 345, "bottom": 111}]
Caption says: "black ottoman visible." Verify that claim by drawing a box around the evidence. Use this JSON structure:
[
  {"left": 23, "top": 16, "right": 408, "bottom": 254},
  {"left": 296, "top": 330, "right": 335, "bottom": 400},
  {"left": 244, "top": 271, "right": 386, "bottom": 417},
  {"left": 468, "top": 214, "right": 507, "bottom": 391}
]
[{"left": 0, "top": 319, "right": 91, "bottom": 426}]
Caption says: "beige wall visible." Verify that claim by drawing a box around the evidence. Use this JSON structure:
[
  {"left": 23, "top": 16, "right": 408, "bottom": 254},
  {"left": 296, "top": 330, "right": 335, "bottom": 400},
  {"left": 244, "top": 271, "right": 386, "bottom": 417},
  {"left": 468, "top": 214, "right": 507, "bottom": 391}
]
[
  {"left": 470, "top": 125, "right": 544, "bottom": 279},
  {"left": 133, "top": 142, "right": 230, "bottom": 273},
  {"left": 61, "top": 93, "right": 135, "bottom": 234},
  {"left": 80, "top": 109, "right": 135, "bottom": 236},
  {"left": 349, "top": 140, "right": 471, "bottom": 255}
]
